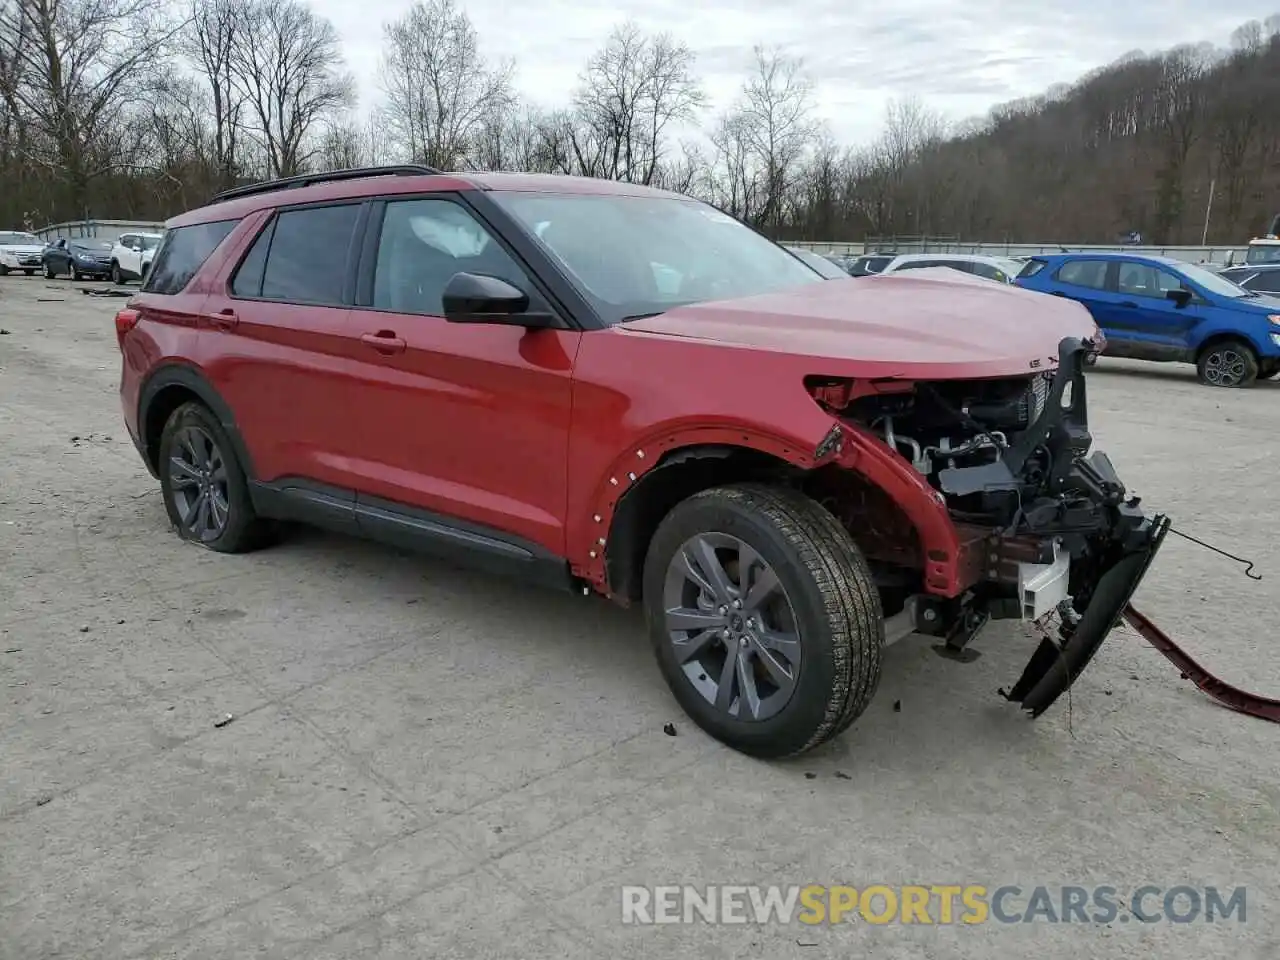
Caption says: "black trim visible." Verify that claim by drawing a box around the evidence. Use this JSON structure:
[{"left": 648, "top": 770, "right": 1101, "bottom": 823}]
[
  {"left": 211, "top": 165, "right": 444, "bottom": 204},
  {"left": 248, "top": 478, "right": 577, "bottom": 592},
  {"left": 136, "top": 365, "right": 257, "bottom": 478}
]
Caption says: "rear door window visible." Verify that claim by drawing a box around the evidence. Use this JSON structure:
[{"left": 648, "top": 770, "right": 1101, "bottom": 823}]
[
  {"left": 1054, "top": 259, "right": 1110, "bottom": 290},
  {"left": 142, "top": 221, "right": 236, "bottom": 294},
  {"left": 258, "top": 204, "right": 362, "bottom": 305}
]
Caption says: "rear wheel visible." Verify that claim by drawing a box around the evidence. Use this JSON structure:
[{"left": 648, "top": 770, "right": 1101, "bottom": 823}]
[
  {"left": 158, "top": 401, "right": 270, "bottom": 553},
  {"left": 23, "top": 269, "right": 34, "bottom": 276},
  {"left": 110, "top": 261, "right": 123, "bottom": 285},
  {"left": 642, "top": 483, "right": 882, "bottom": 759},
  {"left": 1196, "top": 339, "right": 1259, "bottom": 388},
  {"left": 43, "top": 262, "right": 58, "bottom": 279}
]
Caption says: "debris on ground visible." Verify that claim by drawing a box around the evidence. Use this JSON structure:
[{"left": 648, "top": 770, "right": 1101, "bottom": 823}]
[
  {"left": 78, "top": 625, "right": 89, "bottom": 633},
  {"left": 834, "top": 771, "right": 851, "bottom": 780},
  {"left": 662, "top": 722, "right": 677, "bottom": 736},
  {"left": 0, "top": 328, "right": 10, "bottom": 335},
  {"left": 893, "top": 700, "right": 902, "bottom": 712},
  {"left": 804, "top": 772, "right": 816, "bottom": 780},
  {"left": 3, "top": 647, "right": 20, "bottom": 654},
  {"left": 81, "top": 287, "right": 132, "bottom": 298},
  {"left": 214, "top": 713, "right": 235, "bottom": 728},
  {"left": 35, "top": 794, "right": 53, "bottom": 806},
  {"left": 36, "top": 298, "right": 65, "bottom": 303}
]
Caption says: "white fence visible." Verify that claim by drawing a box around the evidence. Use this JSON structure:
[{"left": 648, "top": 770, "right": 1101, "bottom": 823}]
[
  {"left": 32, "top": 219, "right": 166, "bottom": 244},
  {"left": 790, "top": 240, "right": 1249, "bottom": 266}
]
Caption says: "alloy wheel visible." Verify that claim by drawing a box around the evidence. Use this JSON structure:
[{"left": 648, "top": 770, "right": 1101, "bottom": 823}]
[
  {"left": 1203, "top": 348, "right": 1248, "bottom": 386},
  {"left": 167, "top": 426, "right": 231, "bottom": 542},
  {"left": 662, "top": 532, "right": 802, "bottom": 721}
]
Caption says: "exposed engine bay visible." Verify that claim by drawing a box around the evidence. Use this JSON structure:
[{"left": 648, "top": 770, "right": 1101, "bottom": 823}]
[{"left": 806, "top": 337, "right": 1169, "bottom": 717}]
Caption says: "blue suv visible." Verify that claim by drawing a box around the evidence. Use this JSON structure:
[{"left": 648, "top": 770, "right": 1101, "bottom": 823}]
[{"left": 1015, "top": 252, "right": 1280, "bottom": 387}]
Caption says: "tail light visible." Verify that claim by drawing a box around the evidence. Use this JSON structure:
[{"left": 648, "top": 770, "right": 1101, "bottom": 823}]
[{"left": 114, "top": 307, "right": 140, "bottom": 350}]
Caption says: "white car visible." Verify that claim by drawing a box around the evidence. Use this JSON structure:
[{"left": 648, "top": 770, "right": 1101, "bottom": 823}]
[
  {"left": 876, "top": 253, "right": 1025, "bottom": 284},
  {"left": 0, "top": 230, "right": 47, "bottom": 276},
  {"left": 109, "top": 231, "right": 164, "bottom": 285}
]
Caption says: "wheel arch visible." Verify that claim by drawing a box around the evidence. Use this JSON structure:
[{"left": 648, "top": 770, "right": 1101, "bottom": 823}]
[
  {"left": 603, "top": 443, "right": 805, "bottom": 604},
  {"left": 1190, "top": 325, "right": 1266, "bottom": 360},
  {"left": 138, "top": 364, "right": 255, "bottom": 478}
]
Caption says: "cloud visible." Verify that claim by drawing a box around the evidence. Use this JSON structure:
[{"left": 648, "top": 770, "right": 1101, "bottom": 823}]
[{"left": 313, "top": 0, "right": 1278, "bottom": 145}]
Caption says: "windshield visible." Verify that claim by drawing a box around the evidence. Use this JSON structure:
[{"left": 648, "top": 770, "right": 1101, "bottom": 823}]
[
  {"left": 1176, "top": 261, "right": 1252, "bottom": 298},
  {"left": 139, "top": 235, "right": 162, "bottom": 250},
  {"left": 0, "top": 231, "right": 39, "bottom": 245},
  {"left": 490, "top": 192, "right": 824, "bottom": 323},
  {"left": 786, "top": 247, "right": 847, "bottom": 279},
  {"left": 1245, "top": 243, "right": 1280, "bottom": 265}
]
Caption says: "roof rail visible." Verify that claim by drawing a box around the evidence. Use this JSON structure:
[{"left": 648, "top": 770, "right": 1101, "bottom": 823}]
[{"left": 210, "top": 165, "right": 444, "bottom": 204}]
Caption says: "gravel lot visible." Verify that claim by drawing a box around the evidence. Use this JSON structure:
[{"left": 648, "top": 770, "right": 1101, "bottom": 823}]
[{"left": 2, "top": 273, "right": 1278, "bottom": 960}]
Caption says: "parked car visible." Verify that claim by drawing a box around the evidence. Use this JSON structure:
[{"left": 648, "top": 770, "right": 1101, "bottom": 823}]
[
  {"left": 846, "top": 253, "right": 894, "bottom": 276},
  {"left": 42, "top": 237, "right": 114, "bottom": 280},
  {"left": 784, "top": 246, "right": 851, "bottom": 279},
  {"left": 116, "top": 165, "right": 1167, "bottom": 758},
  {"left": 1015, "top": 252, "right": 1280, "bottom": 386},
  {"left": 110, "top": 231, "right": 164, "bottom": 285},
  {"left": 0, "top": 230, "right": 46, "bottom": 275},
  {"left": 1217, "top": 264, "right": 1280, "bottom": 296},
  {"left": 878, "top": 253, "right": 1022, "bottom": 283}
]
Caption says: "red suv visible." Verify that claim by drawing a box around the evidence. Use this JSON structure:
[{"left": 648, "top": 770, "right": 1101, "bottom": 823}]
[{"left": 117, "top": 166, "right": 1169, "bottom": 758}]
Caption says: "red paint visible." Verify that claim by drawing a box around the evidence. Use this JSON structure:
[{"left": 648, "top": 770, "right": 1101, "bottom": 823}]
[{"left": 119, "top": 171, "right": 1097, "bottom": 602}]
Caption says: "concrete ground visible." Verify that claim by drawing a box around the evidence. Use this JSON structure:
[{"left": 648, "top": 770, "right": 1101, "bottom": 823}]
[{"left": 1, "top": 273, "right": 1277, "bottom": 959}]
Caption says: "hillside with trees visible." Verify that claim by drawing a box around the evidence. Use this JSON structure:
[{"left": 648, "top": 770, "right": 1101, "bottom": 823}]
[{"left": 1, "top": 0, "right": 1278, "bottom": 244}]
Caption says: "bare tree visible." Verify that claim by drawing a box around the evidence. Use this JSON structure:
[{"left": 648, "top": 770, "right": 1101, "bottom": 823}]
[
  {"left": 571, "top": 20, "right": 705, "bottom": 184},
  {"left": 0, "top": 0, "right": 180, "bottom": 215},
  {"left": 228, "top": 0, "right": 354, "bottom": 178},
  {"left": 379, "top": 0, "right": 513, "bottom": 170},
  {"left": 182, "top": 0, "right": 244, "bottom": 190},
  {"left": 715, "top": 45, "right": 817, "bottom": 228}
]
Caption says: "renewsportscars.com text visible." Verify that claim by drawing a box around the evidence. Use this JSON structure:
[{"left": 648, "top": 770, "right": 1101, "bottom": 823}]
[{"left": 620, "top": 884, "right": 1247, "bottom": 925}]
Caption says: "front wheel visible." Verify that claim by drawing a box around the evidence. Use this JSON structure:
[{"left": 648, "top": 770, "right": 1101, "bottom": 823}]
[
  {"left": 642, "top": 483, "right": 883, "bottom": 759},
  {"left": 43, "top": 262, "right": 58, "bottom": 279},
  {"left": 1196, "top": 339, "right": 1259, "bottom": 388},
  {"left": 110, "top": 262, "right": 123, "bottom": 285},
  {"left": 23, "top": 269, "right": 34, "bottom": 276},
  {"left": 1258, "top": 361, "right": 1279, "bottom": 381},
  {"left": 158, "top": 401, "right": 271, "bottom": 553}
]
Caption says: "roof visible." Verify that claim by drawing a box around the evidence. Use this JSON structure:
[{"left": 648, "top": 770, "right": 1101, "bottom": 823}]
[
  {"left": 167, "top": 168, "right": 688, "bottom": 229},
  {"left": 887, "top": 252, "right": 1019, "bottom": 265},
  {"left": 1029, "top": 251, "right": 1183, "bottom": 265}
]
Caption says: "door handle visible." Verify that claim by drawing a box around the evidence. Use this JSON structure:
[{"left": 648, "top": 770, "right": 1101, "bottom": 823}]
[
  {"left": 203, "top": 307, "right": 238, "bottom": 330},
  {"left": 1119, "top": 301, "right": 1138, "bottom": 308},
  {"left": 361, "top": 330, "right": 406, "bottom": 355}
]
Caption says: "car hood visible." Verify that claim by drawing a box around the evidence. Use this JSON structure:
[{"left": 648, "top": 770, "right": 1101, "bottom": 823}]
[
  {"left": 0, "top": 243, "right": 46, "bottom": 255},
  {"left": 621, "top": 269, "right": 1099, "bottom": 379},
  {"left": 1234, "top": 293, "right": 1280, "bottom": 312}
]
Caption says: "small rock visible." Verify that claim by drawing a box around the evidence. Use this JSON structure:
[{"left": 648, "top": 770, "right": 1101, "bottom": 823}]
[
  {"left": 834, "top": 771, "right": 851, "bottom": 780},
  {"left": 892, "top": 700, "right": 902, "bottom": 713},
  {"left": 1129, "top": 674, "right": 1140, "bottom": 681},
  {"left": 662, "top": 722, "right": 677, "bottom": 737},
  {"left": 35, "top": 794, "right": 53, "bottom": 806},
  {"left": 493, "top": 825, "right": 504, "bottom": 834},
  {"left": 803, "top": 772, "right": 817, "bottom": 780},
  {"left": 78, "top": 625, "right": 89, "bottom": 633},
  {"left": 213, "top": 713, "right": 235, "bottom": 728},
  {"left": 0, "top": 328, "right": 9, "bottom": 335},
  {"left": 1104, "top": 690, "right": 1113, "bottom": 696},
  {"left": 117, "top": 619, "right": 125, "bottom": 625}
]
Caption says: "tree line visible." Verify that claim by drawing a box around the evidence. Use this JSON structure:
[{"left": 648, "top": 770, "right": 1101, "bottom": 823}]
[{"left": 2, "top": 0, "right": 1278, "bottom": 244}]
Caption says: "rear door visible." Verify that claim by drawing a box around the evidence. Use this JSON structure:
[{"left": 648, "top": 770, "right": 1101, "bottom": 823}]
[
  {"left": 1046, "top": 258, "right": 1120, "bottom": 332},
  {"left": 200, "top": 200, "right": 369, "bottom": 495}
]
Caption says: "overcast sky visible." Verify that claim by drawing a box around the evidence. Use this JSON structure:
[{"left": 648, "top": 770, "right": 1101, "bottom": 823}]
[{"left": 314, "top": 0, "right": 1280, "bottom": 145}]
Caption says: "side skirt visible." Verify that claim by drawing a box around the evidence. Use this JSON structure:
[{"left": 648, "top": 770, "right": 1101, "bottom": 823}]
[{"left": 249, "top": 478, "right": 580, "bottom": 594}]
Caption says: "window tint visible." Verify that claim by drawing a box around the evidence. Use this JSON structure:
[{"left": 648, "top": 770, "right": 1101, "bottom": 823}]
[
  {"left": 1018, "top": 259, "right": 1048, "bottom": 278},
  {"left": 230, "top": 219, "right": 275, "bottom": 298},
  {"left": 1246, "top": 271, "right": 1280, "bottom": 294},
  {"left": 970, "top": 261, "right": 1010, "bottom": 282},
  {"left": 259, "top": 204, "right": 361, "bottom": 304},
  {"left": 1055, "top": 259, "right": 1109, "bottom": 290},
  {"left": 896, "top": 259, "right": 965, "bottom": 272},
  {"left": 1116, "top": 262, "right": 1185, "bottom": 298},
  {"left": 865, "top": 256, "right": 892, "bottom": 273},
  {"left": 142, "top": 221, "right": 236, "bottom": 295},
  {"left": 372, "top": 198, "right": 533, "bottom": 315}
]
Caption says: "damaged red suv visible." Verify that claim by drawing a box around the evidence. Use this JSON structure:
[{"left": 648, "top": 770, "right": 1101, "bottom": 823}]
[{"left": 117, "top": 166, "right": 1169, "bottom": 758}]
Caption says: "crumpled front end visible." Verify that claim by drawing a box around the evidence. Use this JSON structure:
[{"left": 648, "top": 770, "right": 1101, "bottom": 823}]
[{"left": 806, "top": 335, "right": 1168, "bottom": 715}]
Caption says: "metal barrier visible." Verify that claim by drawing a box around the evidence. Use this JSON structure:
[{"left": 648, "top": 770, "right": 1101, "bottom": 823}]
[
  {"left": 790, "top": 239, "right": 1249, "bottom": 265},
  {"left": 32, "top": 219, "right": 166, "bottom": 244}
]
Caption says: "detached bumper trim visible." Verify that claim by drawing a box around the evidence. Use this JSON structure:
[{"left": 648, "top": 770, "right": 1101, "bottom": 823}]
[{"left": 1004, "top": 513, "right": 1171, "bottom": 716}]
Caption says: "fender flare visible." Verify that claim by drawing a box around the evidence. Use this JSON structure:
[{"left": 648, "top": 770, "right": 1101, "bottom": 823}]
[{"left": 137, "top": 363, "right": 256, "bottom": 478}]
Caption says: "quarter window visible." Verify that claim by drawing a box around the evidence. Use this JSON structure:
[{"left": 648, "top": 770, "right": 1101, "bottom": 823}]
[{"left": 142, "top": 220, "right": 235, "bottom": 295}]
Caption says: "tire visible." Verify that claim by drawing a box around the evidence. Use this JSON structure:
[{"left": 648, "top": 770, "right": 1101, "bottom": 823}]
[
  {"left": 1259, "top": 361, "right": 1279, "bottom": 381},
  {"left": 110, "top": 261, "right": 123, "bottom": 285},
  {"left": 23, "top": 269, "right": 34, "bottom": 276},
  {"left": 642, "top": 482, "right": 883, "bottom": 759},
  {"left": 1196, "top": 338, "right": 1259, "bottom": 388},
  {"left": 43, "top": 262, "right": 57, "bottom": 279},
  {"left": 0, "top": 265, "right": 8, "bottom": 276},
  {"left": 158, "top": 401, "right": 270, "bottom": 553}
]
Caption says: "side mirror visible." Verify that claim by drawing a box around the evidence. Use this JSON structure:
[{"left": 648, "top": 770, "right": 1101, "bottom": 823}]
[
  {"left": 441, "top": 272, "right": 557, "bottom": 328},
  {"left": 1165, "top": 288, "right": 1192, "bottom": 308}
]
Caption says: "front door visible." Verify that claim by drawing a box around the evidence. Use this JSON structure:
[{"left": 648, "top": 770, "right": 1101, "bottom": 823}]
[
  {"left": 343, "top": 194, "right": 580, "bottom": 556},
  {"left": 1111, "top": 261, "right": 1201, "bottom": 360}
]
